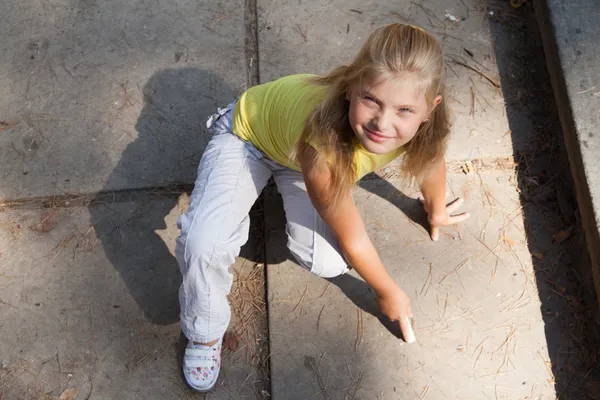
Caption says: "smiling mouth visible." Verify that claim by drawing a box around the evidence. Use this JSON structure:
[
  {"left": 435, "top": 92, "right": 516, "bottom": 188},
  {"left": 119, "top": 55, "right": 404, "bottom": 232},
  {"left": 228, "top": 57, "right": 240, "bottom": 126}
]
[{"left": 364, "top": 127, "right": 393, "bottom": 141}]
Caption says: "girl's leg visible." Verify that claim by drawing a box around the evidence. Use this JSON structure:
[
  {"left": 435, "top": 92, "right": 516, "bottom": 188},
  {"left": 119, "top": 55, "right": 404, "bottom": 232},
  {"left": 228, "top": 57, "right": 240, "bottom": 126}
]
[
  {"left": 176, "top": 132, "right": 271, "bottom": 344},
  {"left": 272, "top": 168, "right": 350, "bottom": 278}
]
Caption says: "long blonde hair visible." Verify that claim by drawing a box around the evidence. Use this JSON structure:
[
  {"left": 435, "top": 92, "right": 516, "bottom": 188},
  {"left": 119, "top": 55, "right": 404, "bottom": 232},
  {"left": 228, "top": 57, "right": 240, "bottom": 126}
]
[{"left": 295, "top": 23, "right": 450, "bottom": 208}]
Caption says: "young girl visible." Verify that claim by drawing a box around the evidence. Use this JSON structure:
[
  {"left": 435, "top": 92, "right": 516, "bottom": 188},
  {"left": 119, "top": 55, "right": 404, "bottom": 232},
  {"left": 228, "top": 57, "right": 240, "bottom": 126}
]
[{"left": 175, "top": 23, "right": 469, "bottom": 391}]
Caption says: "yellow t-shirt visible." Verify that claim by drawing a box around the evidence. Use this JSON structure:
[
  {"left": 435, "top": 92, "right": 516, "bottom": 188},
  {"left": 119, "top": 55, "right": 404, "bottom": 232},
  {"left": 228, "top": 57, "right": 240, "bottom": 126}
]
[{"left": 232, "top": 74, "right": 403, "bottom": 181}]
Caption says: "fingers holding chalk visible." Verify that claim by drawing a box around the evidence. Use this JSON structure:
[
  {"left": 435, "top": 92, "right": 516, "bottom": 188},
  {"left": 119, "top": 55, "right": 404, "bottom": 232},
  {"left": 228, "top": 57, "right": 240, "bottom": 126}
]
[{"left": 399, "top": 316, "right": 417, "bottom": 343}]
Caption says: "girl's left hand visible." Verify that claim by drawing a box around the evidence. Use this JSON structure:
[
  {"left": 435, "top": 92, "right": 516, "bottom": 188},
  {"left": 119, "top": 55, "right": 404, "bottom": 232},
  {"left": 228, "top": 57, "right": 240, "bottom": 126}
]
[{"left": 419, "top": 197, "right": 470, "bottom": 241}]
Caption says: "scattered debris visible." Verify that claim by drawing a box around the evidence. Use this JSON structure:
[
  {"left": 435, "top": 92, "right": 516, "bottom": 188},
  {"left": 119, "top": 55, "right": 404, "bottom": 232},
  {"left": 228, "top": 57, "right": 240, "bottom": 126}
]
[
  {"left": 552, "top": 225, "right": 574, "bottom": 244},
  {"left": 294, "top": 24, "right": 308, "bottom": 43},
  {"left": 448, "top": 157, "right": 516, "bottom": 174},
  {"left": 469, "top": 86, "right": 476, "bottom": 117},
  {"left": 355, "top": 309, "right": 363, "bottom": 352},
  {"left": 444, "top": 11, "right": 458, "bottom": 22},
  {"left": 59, "top": 388, "right": 79, "bottom": 400},
  {"left": 0, "top": 120, "right": 19, "bottom": 131},
  {"left": 510, "top": 0, "right": 528, "bottom": 8},
  {"left": 502, "top": 236, "right": 516, "bottom": 247},
  {"left": 450, "top": 59, "right": 501, "bottom": 89},
  {"left": 316, "top": 305, "right": 326, "bottom": 332},
  {"left": 461, "top": 160, "right": 474, "bottom": 175},
  {"left": 29, "top": 210, "right": 59, "bottom": 233},
  {"left": 228, "top": 261, "right": 269, "bottom": 375},
  {"left": 223, "top": 332, "right": 240, "bottom": 352},
  {"left": 306, "top": 354, "right": 330, "bottom": 400},
  {"left": 439, "top": 258, "right": 469, "bottom": 285},
  {"left": 420, "top": 263, "right": 433, "bottom": 296},
  {"left": 531, "top": 251, "right": 545, "bottom": 261},
  {"left": 576, "top": 86, "right": 596, "bottom": 95}
]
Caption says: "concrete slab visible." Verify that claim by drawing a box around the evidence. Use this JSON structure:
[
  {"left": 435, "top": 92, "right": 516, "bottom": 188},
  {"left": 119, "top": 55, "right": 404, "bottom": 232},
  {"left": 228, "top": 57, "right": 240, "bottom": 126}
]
[
  {"left": 535, "top": 0, "right": 600, "bottom": 306},
  {"left": 257, "top": 0, "right": 537, "bottom": 163},
  {"left": 0, "top": 0, "right": 247, "bottom": 200},
  {"left": 0, "top": 193, "right": 268, "bottom": 399},
  {"left": 265, "top": 171, "right": 566, "bottom": 399}
]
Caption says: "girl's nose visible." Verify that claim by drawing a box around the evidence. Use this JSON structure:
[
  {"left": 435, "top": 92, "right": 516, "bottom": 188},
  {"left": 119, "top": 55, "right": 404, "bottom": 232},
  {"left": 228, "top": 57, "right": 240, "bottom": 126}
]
[{"left": 373, "top": 110, "right": 392, "bottom": 132}]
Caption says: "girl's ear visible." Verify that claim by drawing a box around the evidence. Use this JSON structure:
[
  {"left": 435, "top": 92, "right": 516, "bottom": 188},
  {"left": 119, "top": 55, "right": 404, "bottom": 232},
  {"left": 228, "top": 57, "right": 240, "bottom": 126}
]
[
  {"left": 425, "top": 95, "right": 442, "bottom": 119},
  {"left": 424, "top": 95, "right": 443, "bottom": 122}
]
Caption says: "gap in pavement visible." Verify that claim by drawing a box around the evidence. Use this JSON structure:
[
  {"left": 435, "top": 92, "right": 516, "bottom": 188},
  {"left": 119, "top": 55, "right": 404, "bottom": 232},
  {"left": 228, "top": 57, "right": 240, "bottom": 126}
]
[{"left": 0, "top": 0, "right": 271, "bottom": 398}]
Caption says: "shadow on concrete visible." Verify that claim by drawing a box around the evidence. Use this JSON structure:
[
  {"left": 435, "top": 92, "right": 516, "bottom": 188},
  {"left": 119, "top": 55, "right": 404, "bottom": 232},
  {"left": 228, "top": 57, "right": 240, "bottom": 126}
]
[
  {"left": 88, "top": 68, "right": 264, "bottom": 326},
  {"left": 358, "top": 175, "right": 429, "bottom": 230},
  {"left": 488, "top": 2, "right": 600, "bottom": 397},
  {"left": 263, "top": 177, "right": 427, "bottom": 343},
  {"left": 327, "top": 273, "right": 404, "bottom": 339}
]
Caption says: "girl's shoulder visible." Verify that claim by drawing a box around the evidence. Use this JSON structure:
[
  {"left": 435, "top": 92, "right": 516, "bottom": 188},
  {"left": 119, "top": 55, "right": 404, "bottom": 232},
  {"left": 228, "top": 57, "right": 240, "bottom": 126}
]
[
  {"left": 249, "top": 74, "right": 320, "bottom": 94},
  {"left": 270, "top": 73, "right": 318, "bottom": 85},
  {"left": 269, "top": 74, "right": 320, "bottom": 94},
  {"left": 242, "top": 74, "right": 326, "bottom": 112}
]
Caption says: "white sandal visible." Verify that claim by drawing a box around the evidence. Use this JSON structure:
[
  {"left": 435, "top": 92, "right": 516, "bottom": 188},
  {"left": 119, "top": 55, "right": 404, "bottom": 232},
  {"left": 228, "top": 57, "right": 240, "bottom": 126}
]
[{"left": 183, "top": 337, "right": 223, "bottom": 392}]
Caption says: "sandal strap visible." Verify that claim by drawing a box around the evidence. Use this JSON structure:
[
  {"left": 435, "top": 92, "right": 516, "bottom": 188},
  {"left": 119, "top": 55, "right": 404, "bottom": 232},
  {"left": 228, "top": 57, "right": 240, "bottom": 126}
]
[
  {"left": 185, "top": 357, "right": 215, "bottom": 368},
  {"left": 185, "top": 347, "right": 214, "bottom": 357}
]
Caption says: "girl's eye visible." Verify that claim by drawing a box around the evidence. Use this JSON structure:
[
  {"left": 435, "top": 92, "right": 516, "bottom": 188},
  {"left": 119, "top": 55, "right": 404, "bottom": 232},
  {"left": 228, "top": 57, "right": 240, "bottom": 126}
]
[
  {"left": 399, "top": 107, "right": 412, "bottom": 113},
  {"left": 362, "top": 95, "right": 377, "bottom": 103}
]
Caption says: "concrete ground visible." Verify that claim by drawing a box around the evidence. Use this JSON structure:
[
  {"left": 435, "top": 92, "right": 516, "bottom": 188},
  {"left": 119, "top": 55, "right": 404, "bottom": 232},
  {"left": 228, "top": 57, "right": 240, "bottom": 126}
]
[
  {"left": 535, "top": 0, "right": 600, "bottom": 311},
  {"left": 0, "top": 192, "right": 269, "bottom": 399},
  {"left": 1, "top": 0, "right": 599, "bottom": 400}
]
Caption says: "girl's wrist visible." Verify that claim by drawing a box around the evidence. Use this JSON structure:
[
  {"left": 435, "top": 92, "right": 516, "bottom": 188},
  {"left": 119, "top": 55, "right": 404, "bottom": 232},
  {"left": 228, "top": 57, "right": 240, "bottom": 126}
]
[
  {"left": 373, "top": 277, "right": 400, "bottom": 297},
  {"left": 423, "top": 194, "right": 445, "bottom": 212},
  {"left": 430, "top": 199, "right": 447, "bottom": 215}
]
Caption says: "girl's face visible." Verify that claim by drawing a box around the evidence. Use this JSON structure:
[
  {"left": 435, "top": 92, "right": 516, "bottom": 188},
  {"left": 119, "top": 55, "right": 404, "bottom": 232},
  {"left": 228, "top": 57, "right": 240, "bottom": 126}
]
[{"left": 348, "top": 73, "right": 441, "bottom": 154}]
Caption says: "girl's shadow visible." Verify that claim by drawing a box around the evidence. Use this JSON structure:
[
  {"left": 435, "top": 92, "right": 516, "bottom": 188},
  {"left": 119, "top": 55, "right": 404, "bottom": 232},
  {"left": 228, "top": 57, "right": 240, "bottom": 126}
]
[{"left": 88, "top": 68, "right": 256, "bottom": 326}]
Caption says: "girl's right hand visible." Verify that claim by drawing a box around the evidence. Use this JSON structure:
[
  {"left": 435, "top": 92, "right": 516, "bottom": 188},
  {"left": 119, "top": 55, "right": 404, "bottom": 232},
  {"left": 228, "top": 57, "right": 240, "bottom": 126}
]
[{"left": 376, "top": 287, "right": 414, "bottom": 342}]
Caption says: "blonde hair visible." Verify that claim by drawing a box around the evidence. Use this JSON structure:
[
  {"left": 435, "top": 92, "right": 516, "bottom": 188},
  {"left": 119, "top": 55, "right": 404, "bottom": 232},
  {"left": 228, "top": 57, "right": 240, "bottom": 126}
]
[{"left": 295, "top": 23, "right": 450, "bottom": 208}]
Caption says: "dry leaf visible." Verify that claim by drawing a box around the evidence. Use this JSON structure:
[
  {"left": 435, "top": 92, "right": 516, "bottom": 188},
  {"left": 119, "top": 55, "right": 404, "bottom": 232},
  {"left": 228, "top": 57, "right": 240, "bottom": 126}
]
[
  {"left": 510, "top": 0, "right": 528, "bottom": 8},
  {"left": 503, "top": 236, "right": 516, "bottom": 246},
  {"left": 552, "top": 225, "right": 574, "bottom": 244},
  {"left": 59, "top": 388, "right": 79, "bottom": 400},
  {"left": 585, "top": 381, "right": 600, "bottom": 400},
  {"left": 532, "top": 252, "right": 545, "bottom": 261},
  {"left": 223, "top": 332, "right": 239, "bottom": 352},
  {"left": 461, "top": 160, "right": 474, "bottom": 174},
  {"left": 0, "top": 120, "right": 19, "bottom": 131},
  {"left": 29, "top": 210, "right": 58, "bottom": 233},
  {"left": 177, "top": 193, "right": 191, "bottom": 213}
]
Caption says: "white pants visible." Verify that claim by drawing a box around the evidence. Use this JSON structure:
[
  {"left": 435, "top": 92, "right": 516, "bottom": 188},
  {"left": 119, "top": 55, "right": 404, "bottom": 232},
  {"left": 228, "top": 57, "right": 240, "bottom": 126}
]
[{"left": 176, "top": 102, "right": 349, "bottom": 342}]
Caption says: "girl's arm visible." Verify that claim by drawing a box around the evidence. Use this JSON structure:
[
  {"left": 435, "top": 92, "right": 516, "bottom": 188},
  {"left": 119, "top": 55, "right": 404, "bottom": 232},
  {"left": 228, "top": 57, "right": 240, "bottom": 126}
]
[
  {"left": 298, "top": 144, "right": 413, "bottom": 340},
  {"left": 419, "top": 157, "right": 470, "bottom": 241}
]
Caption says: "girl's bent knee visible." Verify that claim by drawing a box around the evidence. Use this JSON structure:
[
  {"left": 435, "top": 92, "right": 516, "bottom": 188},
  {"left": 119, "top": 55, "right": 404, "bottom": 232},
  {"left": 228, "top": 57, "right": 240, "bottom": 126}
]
[
  {"left": 314, "top": 259, "right": 349, "bottom": 278},
  {"left": 292, "top": 245, "right": 349, "bottom": 278}
]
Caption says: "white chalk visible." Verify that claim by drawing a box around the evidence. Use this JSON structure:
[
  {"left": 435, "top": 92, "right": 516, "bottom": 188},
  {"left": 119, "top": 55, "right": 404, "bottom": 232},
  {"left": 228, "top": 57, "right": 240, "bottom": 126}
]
[{"left": 403, "top": 316, "right": 417, "bottom": 343}]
